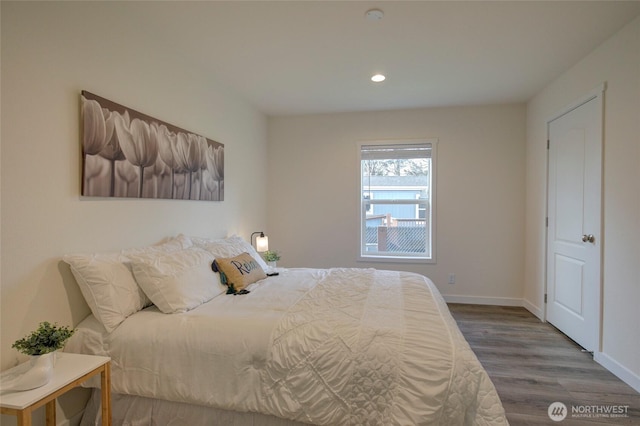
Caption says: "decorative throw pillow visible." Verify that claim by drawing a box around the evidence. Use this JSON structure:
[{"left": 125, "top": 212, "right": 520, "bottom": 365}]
[{"left": 213, "top": 252, "right": 267, "bottom": 294}]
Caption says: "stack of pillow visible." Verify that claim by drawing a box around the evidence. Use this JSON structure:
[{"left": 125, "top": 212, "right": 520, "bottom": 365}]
[{"left": 63, "top": 235, "right": 270, "bottom": 333}]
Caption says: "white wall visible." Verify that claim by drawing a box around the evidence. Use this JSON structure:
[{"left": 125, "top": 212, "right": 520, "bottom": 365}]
[
  {"left": 267, "top": 104, "right": 526, "bottom": 303},
  {"left": 525, "top": 16, "right": 640, "bottom": 390},
  {"left": 1, "top": 2, "right": 267, "bottom": 423}
]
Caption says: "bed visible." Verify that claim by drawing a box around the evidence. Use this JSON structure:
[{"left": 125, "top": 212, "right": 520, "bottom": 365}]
[{"left": 63, "top": 235, "right": 508, "bottom": 426}]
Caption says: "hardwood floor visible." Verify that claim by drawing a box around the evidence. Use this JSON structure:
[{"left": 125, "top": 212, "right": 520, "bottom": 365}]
[{"left": 448, "top": 304, "right": 639, "bottom": 425}]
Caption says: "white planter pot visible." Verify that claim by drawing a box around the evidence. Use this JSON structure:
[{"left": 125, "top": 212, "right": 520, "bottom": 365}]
[{"left": 3, "top": 353, "right": 54, "bottom": 391}]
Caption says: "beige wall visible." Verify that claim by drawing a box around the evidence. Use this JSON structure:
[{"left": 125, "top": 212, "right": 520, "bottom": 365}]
[
  {"left": 267, "top": 104, "right": 526, "bottom": 303},
  {"left": 1, "top": 2, "right": 268, "bottom": 422},
  {"left": 525, "top": 16, "right": 640, "bottom": 390}
]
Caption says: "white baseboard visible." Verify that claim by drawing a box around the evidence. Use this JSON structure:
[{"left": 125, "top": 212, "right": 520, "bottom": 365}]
[
  {"left": 442, "top": 295, "right": 523, "bottom": 306},
  {"left": 522, "top": 298, "right": 544, "bottom": 320},
  {"left": 594, "top": 352, "right": 640, "bottom": 393},
  {"left": 442, "top": 295, "right": 547, "bottom": 319}
]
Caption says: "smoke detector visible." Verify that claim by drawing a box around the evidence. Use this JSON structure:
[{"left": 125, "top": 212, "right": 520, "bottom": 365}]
[{"left": 365, "top": 9, "right": 384, "bottom": 21}]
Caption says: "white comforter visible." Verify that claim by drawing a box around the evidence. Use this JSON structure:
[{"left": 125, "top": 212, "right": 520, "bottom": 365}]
[{"left": 66, "top": 268, "right": 508, "bottom": 426}]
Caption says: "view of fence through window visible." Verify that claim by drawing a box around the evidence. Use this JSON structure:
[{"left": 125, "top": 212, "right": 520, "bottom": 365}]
[{"left": 360, "top": 142, "right": 434, "bottom": 260}]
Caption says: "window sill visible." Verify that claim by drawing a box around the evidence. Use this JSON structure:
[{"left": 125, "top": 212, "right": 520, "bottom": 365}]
[{"left": 357, "top": 255, "right": 435, "bottom": 264}]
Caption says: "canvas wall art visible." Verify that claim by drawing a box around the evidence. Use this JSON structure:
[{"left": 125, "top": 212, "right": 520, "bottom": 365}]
[{"left": 81, "top": 90, "right": 224, "bottom": 201}]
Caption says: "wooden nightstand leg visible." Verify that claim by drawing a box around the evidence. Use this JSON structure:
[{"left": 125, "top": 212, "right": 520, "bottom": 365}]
[
  {"left": 45, "top": 400, "right": 56, "bottom": 426},
  {"left": 101, "top": 362, "right": 112, "bottom": 426},
  {"left": 17, "top": 409, "right": 31, "bottom": 426}
]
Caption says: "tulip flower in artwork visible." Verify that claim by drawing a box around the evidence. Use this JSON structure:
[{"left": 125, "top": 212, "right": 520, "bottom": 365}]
[
  {"left": 82, "top": 97, "right": 109, "bottom": 156},
  {"left": 206, "top": 145, "right": 225, "bottom": 201},
  {"left": 155, "top": 123, "right": 178, "bottom": 198},
  {"left": 115, "top": 117, "right": 158, "bottom": 198},
  {"left": 196, "top": 135, "right": 209, "bottom": 200},
  {"left": 115, "top": 160, "right": 139, "bottom": 197},
  {"left": 147, "top": 154, "right": 171, "bottom": 199},
  {"left": 83, "top": 154, "right": 110, "bottom": 196},
  {"left": 99, "top": 109, "right": 129, "bottom": 196},
  {"left": 202, "top": 168, "right": 217, "bottom": 201},
  {"left": 173, "top": 132, "right": 205, "bottom": 200}
]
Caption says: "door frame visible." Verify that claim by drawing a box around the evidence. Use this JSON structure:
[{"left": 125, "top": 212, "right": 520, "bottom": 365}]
[{"left": 544, "top": 83, "right": 605, "bottom": 353}]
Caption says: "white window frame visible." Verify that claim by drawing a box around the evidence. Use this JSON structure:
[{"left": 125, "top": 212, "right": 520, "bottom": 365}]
[
  {"left": 357, "top": 139, "right": 437, "bottom": 263},
  {"left": 415, "top": 193, "right": 427, "bottom": 220}
]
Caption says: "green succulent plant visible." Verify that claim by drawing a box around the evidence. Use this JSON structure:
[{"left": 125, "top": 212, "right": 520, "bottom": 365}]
[
  {"left": 263, "top": 250, "right": 281, "bottom": 262},
  {"left": 12, "top": 322, "right": 75, "bottom": 356}
]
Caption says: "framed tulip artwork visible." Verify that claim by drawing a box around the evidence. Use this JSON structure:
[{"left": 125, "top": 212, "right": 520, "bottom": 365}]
[{"left": 80, "top": 90, "right": 224, "bottom": 201}]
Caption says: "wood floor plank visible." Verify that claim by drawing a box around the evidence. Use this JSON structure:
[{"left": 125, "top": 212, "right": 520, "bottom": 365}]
[{"left": 448, "top": 304, "right": 640, "bottom": 425}]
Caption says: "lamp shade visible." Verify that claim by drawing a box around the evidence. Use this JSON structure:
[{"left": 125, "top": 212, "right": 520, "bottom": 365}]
[
  {"left": 256, "top": 235, "right": 269, "bottom": 252},
  {"left": 251, "top": 231, "right": 269, "bottom": 253}
]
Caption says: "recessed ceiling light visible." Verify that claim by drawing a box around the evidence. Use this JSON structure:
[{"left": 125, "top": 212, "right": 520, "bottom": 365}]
[{"left": 371, "top": 74, "right": 386, "bottom": 83}]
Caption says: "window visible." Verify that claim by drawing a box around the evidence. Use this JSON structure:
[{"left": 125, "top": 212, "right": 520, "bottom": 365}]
[{"left": 358, "top": 140, "right": 436, "bottom": 262}]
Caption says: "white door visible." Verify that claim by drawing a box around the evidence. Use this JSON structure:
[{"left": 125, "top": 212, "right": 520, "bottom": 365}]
[{"left": 546, "top": 86, "right": 603, "bottom": 352}]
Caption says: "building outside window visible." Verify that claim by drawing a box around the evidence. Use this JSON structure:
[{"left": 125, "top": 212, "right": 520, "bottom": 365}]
[{"left": 358, "top": 140, "right": 436, "bottom": 262}]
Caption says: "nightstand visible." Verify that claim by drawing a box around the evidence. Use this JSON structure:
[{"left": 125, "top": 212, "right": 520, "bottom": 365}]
[{"left": 0, "top": 353, "right": 110, "bottom": 426}]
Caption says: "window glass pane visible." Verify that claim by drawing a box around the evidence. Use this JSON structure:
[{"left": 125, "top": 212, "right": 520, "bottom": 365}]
[
  {"left": 363, "top": 202, "right": 429, "bottom": 256},
  {"left": 359, "top": 141, "right": 434, "bottom": 261}
]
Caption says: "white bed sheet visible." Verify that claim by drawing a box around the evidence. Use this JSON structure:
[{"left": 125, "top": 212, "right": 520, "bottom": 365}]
[{"left": 66, "top": 268, "right": 508, "bottom": 426}]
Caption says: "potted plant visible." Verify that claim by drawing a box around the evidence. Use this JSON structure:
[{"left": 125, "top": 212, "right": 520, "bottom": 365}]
[
  {"left": 263, "top": 250, "right": 281, "bottom": 268},
  {"left": 12, "top": 321, "right": 75, "bottom": 356},
  {"left": 7, "top": 322, "right": 75, "bottom": 391}
]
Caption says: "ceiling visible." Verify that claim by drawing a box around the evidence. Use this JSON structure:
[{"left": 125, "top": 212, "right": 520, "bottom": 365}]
[{"left": 127, "top": 1, "right": 640, "bottom": 116}]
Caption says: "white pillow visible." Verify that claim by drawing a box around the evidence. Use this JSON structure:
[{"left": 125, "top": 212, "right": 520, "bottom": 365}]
[
  {"left": 129, "top": 246, "right": 224, "bottom": 314},
  {"left": 192, "top": 235, "right": 269, "bottom": 270},
  {"left": 63, "top": 234, "right": 193, "bottom": 332}
]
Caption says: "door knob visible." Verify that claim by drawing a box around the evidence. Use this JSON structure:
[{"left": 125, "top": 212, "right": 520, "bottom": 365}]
[{"left": 581, "top": 234, "right": 595, "bottom": 243}]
